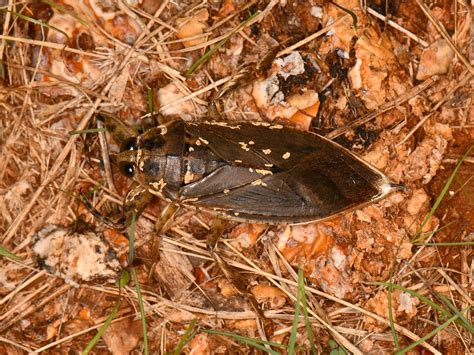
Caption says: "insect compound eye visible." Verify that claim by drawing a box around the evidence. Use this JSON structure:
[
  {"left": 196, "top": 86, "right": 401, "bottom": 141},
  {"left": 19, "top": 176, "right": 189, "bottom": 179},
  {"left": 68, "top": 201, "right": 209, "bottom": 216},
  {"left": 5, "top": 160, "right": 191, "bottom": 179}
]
[
  {"left": 119, "top": 162, "right": 135, "bottom": 178},
  {"left": 121, "top": 138, "right": 137, "bottom": 152}
]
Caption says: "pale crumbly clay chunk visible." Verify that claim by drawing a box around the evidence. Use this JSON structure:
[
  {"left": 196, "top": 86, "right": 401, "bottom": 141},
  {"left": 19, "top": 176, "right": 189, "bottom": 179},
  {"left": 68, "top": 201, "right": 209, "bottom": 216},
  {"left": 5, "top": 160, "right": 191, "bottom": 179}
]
[
  {"left": 33, "top": 225, "right": 120, "bottom": 286},
  {"left": 416, "top": 39, "right": 454, "bottom": 80},
  {"left": 157, "top": 82, "right": 205, "bottom": 120}
]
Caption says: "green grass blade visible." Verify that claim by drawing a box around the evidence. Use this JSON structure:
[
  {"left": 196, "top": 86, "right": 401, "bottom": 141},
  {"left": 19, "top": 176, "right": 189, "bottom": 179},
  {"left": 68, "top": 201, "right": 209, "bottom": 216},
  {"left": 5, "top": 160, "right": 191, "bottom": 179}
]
[
  {"left": 118, "top": 270, "right": 130, "bottom": 288},
  {"left": 185, "top": 11, "right": 259, "bottom": 76},
  {"left": 82, "top": 298, "right": 121, "bottom": 354},
  {"left": 3, "top": 9, "right": 69, "bottom": 39},
  {"left": 372, "top": 282, "right": 452, "bottom": 318},
  {"left": 414, "top": 241, "right": 474, "bottom": 247},
  {"left": 40, "top": 0, "right": 89, "bottom": 27},
  {"left": 435, "top": 293, "right": 474, "bottom": 333},
  {"left": 297, "top": 268, "right": 317, "bottom": 354},
  {"left": 128, "top": 212, "right": 137, "bottom": 264},
  {"left": 414, "top": 144, "right": 474, "bottom": 241},
  {"left": 415, "top": 219, "right": 457, "bottom": 240},
  {"left": 373, "top": 281, "right": 473, "bottom": 332},
  {"left": 173, "top": 319, "right": 198, "bottom": 355},
  {"left": 0, "top": 245, "right": 20, "bottom": 260},
  {"left": 69, "top": 128, "right": 107, "bottom": 135},
  {"left": 288, "top": 270, "right": 302, "bottom": 354},
  {"left": 202, "top": 329, "right": 283, "bottom": 354},
  {"left": 395, "top": 305, "right": 471, "bottom": 354},
  {"left": 329, "top": 1, "right": 358, "bottom": 30},
  {"left": 82, "top": 270, "right": 128, "bottom": 354},
  {"left": 131, "top": 267, "right": 148, "bottom": 355},
  {"left": 147, "top": 87, "right": 154, "bottom": 114}
]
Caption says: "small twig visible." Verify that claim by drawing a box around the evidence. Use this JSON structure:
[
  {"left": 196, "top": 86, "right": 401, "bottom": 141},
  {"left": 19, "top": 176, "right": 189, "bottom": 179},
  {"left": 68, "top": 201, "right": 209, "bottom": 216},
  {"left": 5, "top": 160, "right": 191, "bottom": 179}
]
[
  {"left": 443, "top": 157, "right": 474, "bottom": 164},
  {"left": 327, "top": 76, "right": 438, "bottom": 139},
  {"left": 0, "top": 336, "right": 34, "bottom": 353}
]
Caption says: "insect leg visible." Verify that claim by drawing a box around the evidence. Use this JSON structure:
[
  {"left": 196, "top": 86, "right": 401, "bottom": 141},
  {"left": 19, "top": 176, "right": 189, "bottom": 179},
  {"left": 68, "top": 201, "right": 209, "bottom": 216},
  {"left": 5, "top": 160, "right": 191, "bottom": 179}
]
[
  {"left": 79, "top": 191, "right": 126, "bottom": 230},
  {"left": 123, "top": 183, "right": 153, "bottom": 227},
  {"left": 207, "top": 219, "right": 268, "bottom": 324},
  {"left": 154, "top": 203, "right": 179, "bottom": 234},
  {"left": 150, "top": 202, "right": 179, "bottom": 263}
]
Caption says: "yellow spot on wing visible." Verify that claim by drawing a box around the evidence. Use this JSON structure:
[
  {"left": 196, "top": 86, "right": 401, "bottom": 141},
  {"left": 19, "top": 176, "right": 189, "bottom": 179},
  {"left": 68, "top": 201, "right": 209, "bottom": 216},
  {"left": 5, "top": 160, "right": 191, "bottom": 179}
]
[
  {"left": 239, "top": 142, "right": 250, "bottom": 151},
  {"left": 256, "top": 169, "right": 272, "bottom": 175},
  {"left": 251, "top": 179, "right": 267, "bottom": 186},
  {"left": 183, "top": 197, "right": 199, "bottom": 203},
  {"left": 262, "top": 149, "right": 271, "bottom": 155},
  {"left": 269, "top": 124, "right": 284, "bottom": 129},
  {"left": 282, "top": 152, "right": 291, "bottom": 159}
]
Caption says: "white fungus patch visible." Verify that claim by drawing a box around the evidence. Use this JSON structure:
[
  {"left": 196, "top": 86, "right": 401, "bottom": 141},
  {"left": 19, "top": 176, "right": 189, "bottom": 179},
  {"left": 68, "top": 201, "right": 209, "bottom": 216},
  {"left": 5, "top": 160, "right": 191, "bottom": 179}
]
[{"left": 33, "top": 225, "right": 120, "bottom": 286}]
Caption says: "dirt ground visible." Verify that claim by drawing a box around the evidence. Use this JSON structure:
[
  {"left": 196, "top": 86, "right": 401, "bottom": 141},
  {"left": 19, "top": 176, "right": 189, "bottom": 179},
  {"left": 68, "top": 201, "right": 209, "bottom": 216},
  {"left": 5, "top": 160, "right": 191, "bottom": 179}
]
[{"left": 0, "top": 0, "right": 472, "bottom": 354}]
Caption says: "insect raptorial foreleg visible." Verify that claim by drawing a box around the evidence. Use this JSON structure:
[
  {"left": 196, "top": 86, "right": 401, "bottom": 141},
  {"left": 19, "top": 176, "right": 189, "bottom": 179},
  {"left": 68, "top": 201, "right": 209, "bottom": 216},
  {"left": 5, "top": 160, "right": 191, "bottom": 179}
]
[{"left": 207, "top": 218, "right": 267, "bottom": 323}]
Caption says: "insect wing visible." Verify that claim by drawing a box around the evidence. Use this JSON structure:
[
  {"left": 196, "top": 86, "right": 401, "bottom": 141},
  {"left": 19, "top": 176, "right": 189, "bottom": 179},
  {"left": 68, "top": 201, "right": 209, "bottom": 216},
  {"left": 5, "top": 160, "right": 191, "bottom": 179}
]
[{"left": 182, "top": 122, "right": 394, "bottom": 224}]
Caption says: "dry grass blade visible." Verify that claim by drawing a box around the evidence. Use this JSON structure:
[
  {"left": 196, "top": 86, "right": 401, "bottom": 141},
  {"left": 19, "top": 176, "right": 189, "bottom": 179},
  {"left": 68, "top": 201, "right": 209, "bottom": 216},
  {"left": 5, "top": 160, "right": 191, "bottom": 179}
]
[
  {"left": 278, "top": 15, "right": 350, "bottom": 56},
  {"left": 396, "top": 305, "right": 471, "bottom": 355},
  {"left": 0, "top": 35, "right": 107, "bottom": 58}
]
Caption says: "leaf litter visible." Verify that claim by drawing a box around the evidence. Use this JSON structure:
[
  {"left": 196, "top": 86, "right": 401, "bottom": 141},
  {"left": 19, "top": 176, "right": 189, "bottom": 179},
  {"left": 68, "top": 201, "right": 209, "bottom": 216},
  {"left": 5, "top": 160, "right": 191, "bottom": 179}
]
[{"left": 0, "top": 0, "right": 472, "bottom": 353}]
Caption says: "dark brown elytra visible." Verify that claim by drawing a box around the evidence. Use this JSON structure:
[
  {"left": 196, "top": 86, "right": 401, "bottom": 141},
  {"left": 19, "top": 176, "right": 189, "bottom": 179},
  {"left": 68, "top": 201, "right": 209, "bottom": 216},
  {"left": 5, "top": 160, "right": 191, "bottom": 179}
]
[{"left": 101, "top": 113, "right": 401, "bottom": 228}]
